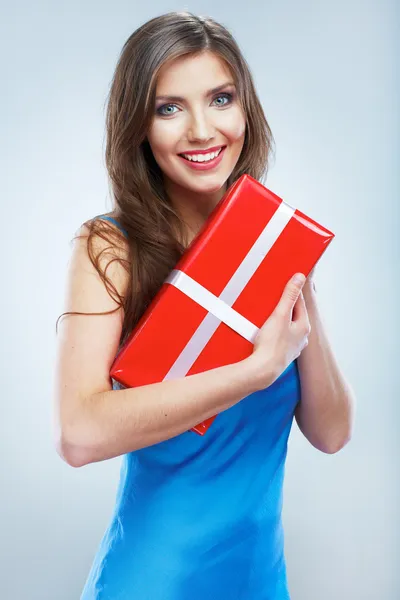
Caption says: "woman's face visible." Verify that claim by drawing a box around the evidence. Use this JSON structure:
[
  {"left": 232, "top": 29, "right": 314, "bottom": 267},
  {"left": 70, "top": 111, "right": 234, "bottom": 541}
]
[{"left": 147, "top": 51, "right": 246, "bottom": 199}]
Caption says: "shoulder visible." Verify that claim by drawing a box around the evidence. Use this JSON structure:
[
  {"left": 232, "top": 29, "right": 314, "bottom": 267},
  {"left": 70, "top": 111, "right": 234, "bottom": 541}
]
[
  {"left": 75, "top": 211, "right": 129, "bottom": 251},
  {"left": 71, "top": 214, "right": 131, "bottom": 300},
  {"left": 90, "top": 212, "right": 129, "bottom": 239}
]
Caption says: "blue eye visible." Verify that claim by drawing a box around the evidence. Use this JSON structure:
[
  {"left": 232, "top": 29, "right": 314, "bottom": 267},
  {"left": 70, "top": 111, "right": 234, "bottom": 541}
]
[
  {"left": 212, "top": 93, "right": 233, "bottom": 106},
  {"left": 156, "top": 104, "right": 179, "bottom": 116},
  {"left": 155, "top": 92, "right": 234, "bottom": 117}
]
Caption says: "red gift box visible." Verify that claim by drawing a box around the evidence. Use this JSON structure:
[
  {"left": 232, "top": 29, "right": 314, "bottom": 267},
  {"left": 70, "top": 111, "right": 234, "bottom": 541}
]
[{"left": 110, "top": 174, "right": 335, "bottom": 435}]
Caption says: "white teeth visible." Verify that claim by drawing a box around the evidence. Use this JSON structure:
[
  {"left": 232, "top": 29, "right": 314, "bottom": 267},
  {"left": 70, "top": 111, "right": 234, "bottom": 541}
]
[{"left": 182, "top": 147, "right": 223, "bottom": 162}]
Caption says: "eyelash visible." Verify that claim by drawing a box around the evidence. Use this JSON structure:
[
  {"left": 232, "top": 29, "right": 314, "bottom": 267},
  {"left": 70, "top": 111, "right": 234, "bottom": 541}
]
[{"left": 156, "top": 92, "right": 234, "bottom": 117}]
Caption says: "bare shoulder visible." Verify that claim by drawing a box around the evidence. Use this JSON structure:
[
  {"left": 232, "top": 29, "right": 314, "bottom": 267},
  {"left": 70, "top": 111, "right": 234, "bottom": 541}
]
[
  {"left": 68, "top": 218, "right": 130, "bottom": 308},
  {"left": 53, "top": 218, "right": 131, "bottom": 457}
]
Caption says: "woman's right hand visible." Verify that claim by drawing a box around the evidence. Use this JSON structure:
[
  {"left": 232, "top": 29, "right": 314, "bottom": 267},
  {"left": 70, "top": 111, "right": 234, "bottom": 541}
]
[{"left": 248, "top": 273, "right": 311, "bottom": 389}]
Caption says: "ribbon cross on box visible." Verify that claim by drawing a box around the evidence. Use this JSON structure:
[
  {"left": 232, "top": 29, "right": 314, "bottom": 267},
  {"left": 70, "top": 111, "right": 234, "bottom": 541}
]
[
  {"left": 163, "top": 200, "right": 296, "bottom": 380},
  {"left": 110, "top": 174, "right": 334, "bottom": 435}
]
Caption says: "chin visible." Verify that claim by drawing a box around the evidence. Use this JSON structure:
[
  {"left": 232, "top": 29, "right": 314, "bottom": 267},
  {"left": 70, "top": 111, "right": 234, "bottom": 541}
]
[
  {"left": 195, "top": 180, "right": 226, "bottom": 193},
  {"left": 183, "top": 172, "right": 231, "bottom": 194}
]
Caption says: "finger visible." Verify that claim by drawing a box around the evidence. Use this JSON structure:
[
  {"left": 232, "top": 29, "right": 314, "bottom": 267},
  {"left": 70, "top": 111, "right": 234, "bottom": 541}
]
[
  {"left": 293, "top": 295, "right": 311, "bottom": 338},
  {"left": 276, "top": 274, "right": 306, "bottom": 320},
  {"left": 291, "top": 292, "right": 301, "bottom": 322},
  {"left": 292, "top": 290, "right": 307, "bottom": 324}
]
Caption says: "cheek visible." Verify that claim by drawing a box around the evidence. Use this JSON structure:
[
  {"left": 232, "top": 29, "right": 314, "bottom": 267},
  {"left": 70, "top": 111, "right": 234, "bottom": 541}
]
[
  {"left": 147, "top": 122, "right": 180, "bottom": 159},
  {"left": 220, "top": 109, "right": 246, "bottom": 144}
]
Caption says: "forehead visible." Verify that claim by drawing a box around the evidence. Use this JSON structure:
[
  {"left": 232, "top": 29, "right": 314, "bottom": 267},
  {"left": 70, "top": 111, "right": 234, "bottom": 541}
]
[{"left": 155, "top": 51, "right": 233, "bottom": 94}]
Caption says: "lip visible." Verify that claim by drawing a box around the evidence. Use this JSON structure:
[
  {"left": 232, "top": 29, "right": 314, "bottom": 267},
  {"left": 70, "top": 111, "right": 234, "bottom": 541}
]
[
  {"left": 178, "top": 146, "right": 226, "bottom": 171},
  {"left": 179, "top": 145, "right": 225, "bottom": 156}
]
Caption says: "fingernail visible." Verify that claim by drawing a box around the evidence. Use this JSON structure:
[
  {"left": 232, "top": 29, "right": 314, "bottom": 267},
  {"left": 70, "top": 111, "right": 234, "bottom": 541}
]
[{"left": 294, "top": 273, "right": 305, "bottom": 285}]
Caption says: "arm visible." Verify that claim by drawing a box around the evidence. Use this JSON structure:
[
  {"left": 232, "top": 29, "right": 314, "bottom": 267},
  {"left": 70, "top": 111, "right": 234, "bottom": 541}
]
[
  {"left": 53, "top": 225, "right": 269, "bottom": 468},
  {"left": 65, "top": 357, "right": 264, "bottom": 467},
  {"left": 295, "top": 272, "right": 356, "bottom": 454}
]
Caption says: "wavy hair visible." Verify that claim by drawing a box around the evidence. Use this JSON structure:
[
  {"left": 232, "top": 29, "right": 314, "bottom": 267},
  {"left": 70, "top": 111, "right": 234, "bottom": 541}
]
[{"left": 56, "top": 11, "right": 275, "bottom": 348}]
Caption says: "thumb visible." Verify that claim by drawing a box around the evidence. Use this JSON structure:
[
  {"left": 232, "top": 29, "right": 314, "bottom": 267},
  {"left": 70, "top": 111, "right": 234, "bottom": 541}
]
[{"left": 276, "top": 273, "right": 306, "bottom": 318}]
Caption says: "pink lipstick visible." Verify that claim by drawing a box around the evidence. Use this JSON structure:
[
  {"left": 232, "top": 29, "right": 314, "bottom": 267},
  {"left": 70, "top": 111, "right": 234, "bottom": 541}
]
[{"left": 178, "top": 146, "right": 226, "bottom": 171}]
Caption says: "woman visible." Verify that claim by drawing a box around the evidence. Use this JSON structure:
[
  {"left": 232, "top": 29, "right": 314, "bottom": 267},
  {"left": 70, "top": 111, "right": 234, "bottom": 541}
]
[{"left": 54, "top": 11, "right": 355, "bottom": 600}]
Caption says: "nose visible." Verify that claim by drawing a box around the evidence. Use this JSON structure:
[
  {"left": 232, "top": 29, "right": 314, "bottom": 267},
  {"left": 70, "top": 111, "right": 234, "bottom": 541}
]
[{"left": 187, "top": 109, "right": 215, "bottom": 144}]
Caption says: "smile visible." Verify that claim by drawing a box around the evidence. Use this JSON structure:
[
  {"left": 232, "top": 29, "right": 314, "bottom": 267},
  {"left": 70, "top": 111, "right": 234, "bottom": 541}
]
[{"left": 178, "top": 146, "right": 226, "bottom": 171}]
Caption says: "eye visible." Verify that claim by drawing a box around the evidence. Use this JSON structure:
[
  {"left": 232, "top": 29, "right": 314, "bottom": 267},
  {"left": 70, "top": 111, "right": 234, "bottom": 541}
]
[
  {"left": 155, "top": 92, "right": 234, "bottom": 117},
  {"left": 156, "top": 104, "right": 179, "bottom": 116},
  {"left": 212, "top": 93, "right": 233, "bottom": 107}
]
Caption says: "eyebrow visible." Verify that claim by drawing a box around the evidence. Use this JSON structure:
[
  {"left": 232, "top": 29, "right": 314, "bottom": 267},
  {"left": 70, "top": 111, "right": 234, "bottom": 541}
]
[{"left": 155, "top": 82, "right": 236, "bottom": 103}]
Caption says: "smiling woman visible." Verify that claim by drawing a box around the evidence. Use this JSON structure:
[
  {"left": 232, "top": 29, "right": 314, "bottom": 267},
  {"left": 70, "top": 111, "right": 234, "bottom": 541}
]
[
  {"left": 56, "top": 11, "right": 274, "bottom": 352},
  {"left": 147, "top": 52, "right": 247, "bottom": 210},
  {"left": 53, "top": 11, "right": 310, "bottom": 600}
]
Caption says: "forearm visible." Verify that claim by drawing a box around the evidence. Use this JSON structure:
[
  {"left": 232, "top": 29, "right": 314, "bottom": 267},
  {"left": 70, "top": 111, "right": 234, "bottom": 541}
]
[
  {"left": 296, "top": 281, "right": 356, "bottom": 453},
  {"left": 66, "top": 357, "right": 268, "bottom": 466}
]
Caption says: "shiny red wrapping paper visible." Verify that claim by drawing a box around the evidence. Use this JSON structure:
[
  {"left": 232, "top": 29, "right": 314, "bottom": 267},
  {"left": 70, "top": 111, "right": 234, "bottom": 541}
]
[{"left": 110, "top": 174, "right": 335, "bottom": 435}]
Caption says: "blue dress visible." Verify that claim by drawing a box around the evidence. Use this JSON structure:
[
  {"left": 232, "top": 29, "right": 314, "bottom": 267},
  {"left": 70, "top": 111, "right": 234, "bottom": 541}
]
[{"left": 80, "top": 215, "right": 301, "bottom": 600}]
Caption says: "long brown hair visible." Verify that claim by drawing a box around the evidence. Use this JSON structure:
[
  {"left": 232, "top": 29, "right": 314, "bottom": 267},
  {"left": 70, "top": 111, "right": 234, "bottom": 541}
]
[{"left": 56, "top": 11, "right": 275, "bottom": 349}]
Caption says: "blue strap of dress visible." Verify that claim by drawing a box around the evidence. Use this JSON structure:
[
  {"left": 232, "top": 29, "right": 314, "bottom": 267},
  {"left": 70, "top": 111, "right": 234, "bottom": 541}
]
[{"left": 96, "top": 214, "right": 128, "bottom": 239}]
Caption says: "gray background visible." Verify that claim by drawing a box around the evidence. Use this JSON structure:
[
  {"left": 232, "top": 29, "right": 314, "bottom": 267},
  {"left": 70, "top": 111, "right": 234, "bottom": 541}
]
[{"left": 1, "top": 0, "right": 398, "bottom": 598}]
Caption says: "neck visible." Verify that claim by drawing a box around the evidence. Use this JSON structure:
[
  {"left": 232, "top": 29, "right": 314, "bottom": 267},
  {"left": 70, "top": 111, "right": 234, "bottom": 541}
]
[{"left": 165, "top": 179, "right": 228, "bottom": 245}]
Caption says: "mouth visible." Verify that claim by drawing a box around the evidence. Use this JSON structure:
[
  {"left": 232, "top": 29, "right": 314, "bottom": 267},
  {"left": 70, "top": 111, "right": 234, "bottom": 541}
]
[{"left": 178, "top": 146, "right": 227, "bottom": 171}]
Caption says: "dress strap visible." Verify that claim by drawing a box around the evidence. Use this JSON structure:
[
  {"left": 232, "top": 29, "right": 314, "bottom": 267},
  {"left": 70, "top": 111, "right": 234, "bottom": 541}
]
[{"left": 96, "top": 214, "right": 128, "bottom": 239}]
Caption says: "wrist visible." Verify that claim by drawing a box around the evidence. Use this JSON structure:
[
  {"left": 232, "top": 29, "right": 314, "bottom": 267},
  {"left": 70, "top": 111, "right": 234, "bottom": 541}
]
[{"left": 241, "top": 354, "right": 278, "bottom": 393}]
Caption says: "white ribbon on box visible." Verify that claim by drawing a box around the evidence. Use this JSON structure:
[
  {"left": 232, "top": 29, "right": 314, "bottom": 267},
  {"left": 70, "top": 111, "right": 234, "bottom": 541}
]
[{"left": 163, "top": 200, "right": 296, "bottom": 380}]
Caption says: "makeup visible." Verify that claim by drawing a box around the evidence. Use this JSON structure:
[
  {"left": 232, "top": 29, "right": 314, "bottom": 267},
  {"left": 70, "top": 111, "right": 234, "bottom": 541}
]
[{"left": 178, "top": 146, "right": 226, "bottom": 171}]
